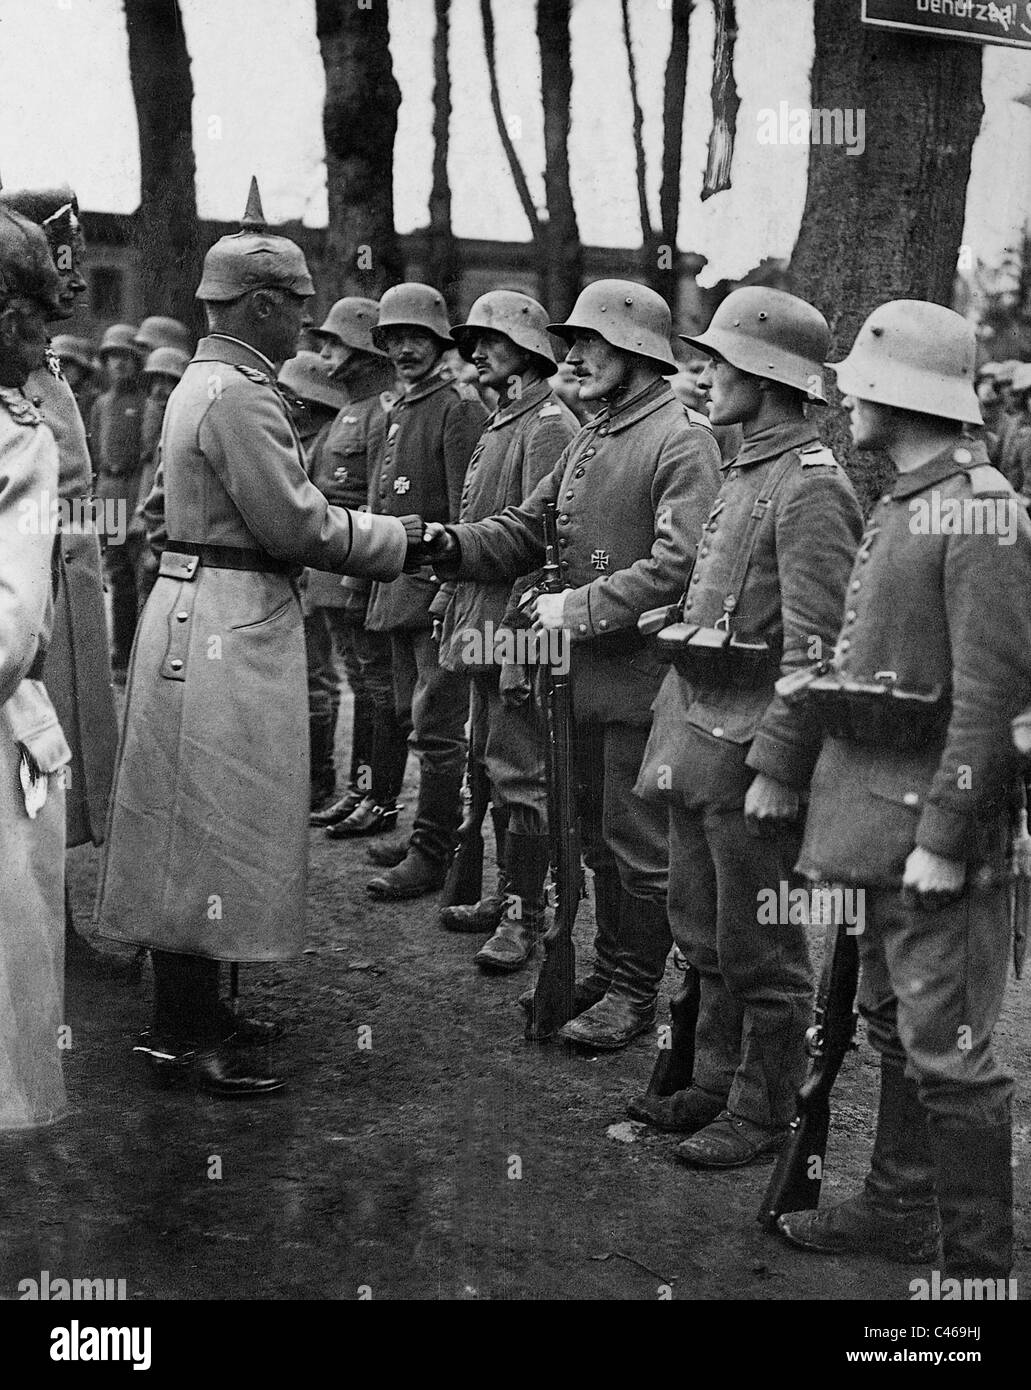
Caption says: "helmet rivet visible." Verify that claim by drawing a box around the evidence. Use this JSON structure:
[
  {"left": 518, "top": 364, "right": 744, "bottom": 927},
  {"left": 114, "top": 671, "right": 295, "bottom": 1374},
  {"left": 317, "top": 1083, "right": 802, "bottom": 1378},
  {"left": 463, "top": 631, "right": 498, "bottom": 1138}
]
[
  {"left": 758, "top": 312, "right": 767, "bottom": 321},
  {"left": 871, "top": 326, "right": 884, "bottom": 338},
  {"left": 625, "top": 296, "right": 634, "bottom": 305},
  {"left": 733, "top": 320, "right": 740, "bottom": 327},
  {"left": 600, "top": 305, "right": 607, "bottom": 312}
]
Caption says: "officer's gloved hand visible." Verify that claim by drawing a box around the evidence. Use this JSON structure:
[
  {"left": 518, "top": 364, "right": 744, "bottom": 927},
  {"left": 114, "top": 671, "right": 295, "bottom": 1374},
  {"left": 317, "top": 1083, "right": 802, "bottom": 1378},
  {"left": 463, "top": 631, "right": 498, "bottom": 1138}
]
[{"left": 398, "top": 515, "right": 430, "bottom": 572}]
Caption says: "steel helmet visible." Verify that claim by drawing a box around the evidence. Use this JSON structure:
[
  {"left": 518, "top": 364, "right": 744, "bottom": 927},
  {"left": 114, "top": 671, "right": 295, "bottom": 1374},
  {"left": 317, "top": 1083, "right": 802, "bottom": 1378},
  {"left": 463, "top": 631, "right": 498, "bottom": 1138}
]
[
  {"left": 1010, "top": 362, "right": 1031, "bottom": 395},
  {"left": 135, "top": 315, "right": 193, "bottom": 355},
  {"left": 99, "top": 323, "right": 144, "bottom": 359},
  {"left": 831, "top": 300, "right": 982, "bottom": 426},
  {"left": 313, "top": 296, "right": 386, "bottom": 357},
  {"left": 50, "top": 334, "right": 95, "bottom": 371},
  {"left": 372, "top": 282, "right": 454, "bottom": 348},
  {"left": 142, "top": 346, "right": 190, "bottom": 382},
  {"left": 452, "top": 291, "right": 558, "bottom": 373},
  {"left": 277, "top": 350, "right": 349, "bottom": 411},
  {"left": 680, "top": 287, "right": 830, "bottom": 401},
  {"left": 994, "top": 360, "right": 1020, "bottom": 387},
  {"left": 549, "top": 279, "right": 677, "bottom": 374},
  {"left": 976, "top": 360, "right": 1003, "bottom": 380},
  {"left": 196, "top": 177, "right": 314, "bottom": 302}
]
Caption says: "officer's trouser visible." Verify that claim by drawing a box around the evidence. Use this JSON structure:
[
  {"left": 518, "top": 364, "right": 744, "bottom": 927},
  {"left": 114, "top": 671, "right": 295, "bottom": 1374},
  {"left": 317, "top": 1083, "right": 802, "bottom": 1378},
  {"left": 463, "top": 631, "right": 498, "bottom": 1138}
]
[{"left": 668, "top": 796, "right": 812, "bottom": 1128}]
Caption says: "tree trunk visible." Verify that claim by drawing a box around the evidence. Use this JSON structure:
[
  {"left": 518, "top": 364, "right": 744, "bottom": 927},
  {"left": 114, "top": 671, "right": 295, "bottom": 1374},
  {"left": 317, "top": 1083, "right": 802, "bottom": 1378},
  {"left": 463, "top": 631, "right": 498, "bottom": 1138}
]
[
  {"left": 620, "top": 0, "right": 661, "bottom": 291},
  {"left": 790, "top": 0, "right": 984, "bottom": 509},
  {"left": 657, "top": 0, "right": 692, "bottom": 320},
  {"left": 701, "top": 0, "right": 739, "bottom": 201},
  {"left": 536, "top": 0, "right": 581, "bottom": 318},
  {"left": 317, "top": 0, "right": 403, "bottom": 301},
  {"left": 427, "top": 0, "right": 461, "bottom": 313},
  {"left": 124, "top": 0, "right": 203, "bottom": 330},
  {"left": 481, "top": 0, "right": 542, "bottom": 249}
]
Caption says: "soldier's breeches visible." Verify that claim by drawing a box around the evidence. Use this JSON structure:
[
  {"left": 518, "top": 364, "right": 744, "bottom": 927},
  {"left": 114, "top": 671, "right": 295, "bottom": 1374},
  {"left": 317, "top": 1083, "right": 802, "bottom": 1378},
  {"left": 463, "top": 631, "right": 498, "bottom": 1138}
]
[
  {"left": 471, "top": 671, "right": 547, "bottom": 835},
  {"left": 354, "top": 627, "right": 407, "bottom": 805},
  {"left": 668, "top": 800, "right": 812, "bottom": 1127},
  {"left": 858, "top": 885, "right": 1013, "bottom": 1126},
  {"left": 573, "top": 720, "right": 668, "bottom": 900},
  {"left": 304, "top": 611, "right": 339, "bottom": 725}
]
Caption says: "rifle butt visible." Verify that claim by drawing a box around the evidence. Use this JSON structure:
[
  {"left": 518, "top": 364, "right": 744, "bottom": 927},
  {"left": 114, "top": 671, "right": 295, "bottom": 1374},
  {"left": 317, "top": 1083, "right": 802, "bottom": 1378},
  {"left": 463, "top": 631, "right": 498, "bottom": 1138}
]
[
  {"left": 645, "top": 964, "right": 700, "bottom": 1097},
  {"left": 438, "top": 837, "right": 484, "bottom": 909},
  {"left": 524, "top": 938, "right": 577, "bottom": 1042},
  {"left": 757, "top": 1107, "right": 830, "bottom": 1232}
]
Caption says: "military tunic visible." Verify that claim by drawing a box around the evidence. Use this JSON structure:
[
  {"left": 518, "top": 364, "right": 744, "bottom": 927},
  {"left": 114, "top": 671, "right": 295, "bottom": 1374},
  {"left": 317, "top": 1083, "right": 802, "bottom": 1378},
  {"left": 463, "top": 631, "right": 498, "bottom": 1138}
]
[
  {"left": 0, "top": 389, "right": 70, "bottom": 1128},
  {"left": 437, "top": 379, "right": 578, "bottom": 830},
  {"left": 798, "top": 441, "right": 1031, "bottom": 1126},
  {"left": 634, "top": 418, "right": 863, "bottom": 1127},
  {"left": 445, "top": 377, "right": 721, "bottom": 899},
  {"left": 95, "top": 335, "right": 408, "bottom": 961}
]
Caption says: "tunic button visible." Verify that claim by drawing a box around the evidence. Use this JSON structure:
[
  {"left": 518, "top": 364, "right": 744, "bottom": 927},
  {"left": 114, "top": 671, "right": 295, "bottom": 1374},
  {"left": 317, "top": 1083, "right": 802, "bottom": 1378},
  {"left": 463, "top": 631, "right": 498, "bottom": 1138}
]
[
  {"left": 583, "top": 450, "right": 595, "bottom": 459},
  {"left": 566, "top": 491, "right": 574, "bottom": 500},
  {"left": 578, "top": 623, "right": 587, "bottom": 634},
  {"left": 850, "top": 580, "right": 861, "bottom": 592},
  {"left": 880, "top": 494, "right": 891, "bottom": 504},
  {"left": 599, "top": 619, "right": 608, "bottom": 629},
  {"left": 712, "top": 726, "right": 724, "bottom": 738},
  {"left": 170, "top": 658, "right": 184, "bottom": 671},
  {"left": 699, "top": 546, "right": 709, "bottom": 558},
  {"left": 903, "top": 792, "right": 919, "bottom": 806},
  {"left": 559, "top": 538, "right": 569, "bottom": 548},
  {"left": 176, "top": 611, "right": 189, "bottom": 622},
  {"left": 838, "top": 639, "right": 851, "bottom": 653},
  {"left": 691, "top": 573, "right": 701, "bottom": 584},
  {"left": 845, "top": 609, "right": 857, "bottom": 622},
  {"left": 559, "top": 514, "right": 570, "bottom": 523},
  {"left": 574, "top": 468, "right": 585, "bottom": 478},
  {"left": 683, "top": 599, "right": 693, "bottom": 612}
]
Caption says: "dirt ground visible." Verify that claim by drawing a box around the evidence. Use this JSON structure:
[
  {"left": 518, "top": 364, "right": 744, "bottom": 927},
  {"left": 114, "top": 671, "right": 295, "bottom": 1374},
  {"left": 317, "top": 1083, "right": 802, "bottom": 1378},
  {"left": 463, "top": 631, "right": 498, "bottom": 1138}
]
[{"left": 2, "top": 710, "right": 1028, "bottom": 1303}]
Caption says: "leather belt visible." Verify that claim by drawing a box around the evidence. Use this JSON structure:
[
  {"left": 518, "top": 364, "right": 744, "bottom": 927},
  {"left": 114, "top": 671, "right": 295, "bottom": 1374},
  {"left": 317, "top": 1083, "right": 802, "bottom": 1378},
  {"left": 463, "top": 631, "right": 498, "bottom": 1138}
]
[{"left": 165, "top": 540, "right": 296, "bottom": 576}]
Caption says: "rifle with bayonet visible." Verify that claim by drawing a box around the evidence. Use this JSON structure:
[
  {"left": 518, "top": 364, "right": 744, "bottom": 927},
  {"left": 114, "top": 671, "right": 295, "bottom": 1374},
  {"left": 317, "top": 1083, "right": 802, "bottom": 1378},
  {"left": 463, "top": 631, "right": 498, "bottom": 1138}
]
[
  {"left": 758, "top": 916, "right": 859, "bottom": 1230},
  {"left": 525, "top": 500, "right": 582, "bottom": 1041}
]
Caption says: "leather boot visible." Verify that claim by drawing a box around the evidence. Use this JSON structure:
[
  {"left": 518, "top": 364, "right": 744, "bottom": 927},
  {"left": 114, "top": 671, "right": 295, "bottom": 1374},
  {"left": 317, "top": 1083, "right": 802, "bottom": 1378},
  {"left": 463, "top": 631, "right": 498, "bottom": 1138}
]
[
  {"left": 328, "top": 797, "right": 402, "bottom": 840},
  {"left": 777, "top": 1059, "right": 942, "bottom": 1263},
  {"left": 309, "top": 710, "right": 336, "bottom": 812},
  {"left": 310, "top": 787, "right": 365, "bottom": 828},
  {"left": 409, "top": 764, "right": 464, "bottom": 866},
  {"left": 559, "top": 893, "right": 671, "bottom": 1051},
  {"left": 367, "top": 835, "right": 409, "bottom": 866},
  {"left": 474, "top": 831, "right": 549, "bottom": 973},
  {"left": 367, "top": 846, "right": 446, "bottom": 901},
  {"left": 928, "top": 1110, "right": 1013, "bottom": 1278}
]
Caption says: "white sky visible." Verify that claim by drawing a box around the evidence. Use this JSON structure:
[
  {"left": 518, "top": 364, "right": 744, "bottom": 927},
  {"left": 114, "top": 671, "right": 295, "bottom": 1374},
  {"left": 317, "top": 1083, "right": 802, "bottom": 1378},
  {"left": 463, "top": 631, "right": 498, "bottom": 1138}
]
[{"left": 0, "top": 0, "right": 1026, "bottom": 285}]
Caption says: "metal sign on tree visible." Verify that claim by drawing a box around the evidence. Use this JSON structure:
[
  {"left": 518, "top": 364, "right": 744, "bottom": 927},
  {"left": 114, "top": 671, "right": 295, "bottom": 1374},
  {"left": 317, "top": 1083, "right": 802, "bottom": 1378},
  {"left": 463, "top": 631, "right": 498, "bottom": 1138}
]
[{"left": 861, "top": 0, "right": 1031, "bottom": 50}]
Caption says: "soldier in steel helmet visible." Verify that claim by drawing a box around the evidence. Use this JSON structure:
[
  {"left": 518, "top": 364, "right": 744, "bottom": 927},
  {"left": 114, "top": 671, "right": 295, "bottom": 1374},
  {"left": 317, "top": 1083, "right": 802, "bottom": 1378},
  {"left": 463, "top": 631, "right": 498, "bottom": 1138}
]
[
  {"left": 94, "top": 181, "right": 422, "bottom": 1096},
  {"left": 90, "top": 320, "right": 146, "bottom": 679},
  {"left": 304, "top": 298, "right": 403, "bottom": 835},
  {"left": 424, "top": 278, "right": 721, "bottom": 1049},
  {"left": 996, "top": 360, "right": 1031, "bottom": 497},
  {"left": 0, "top": 185, "right": 122, "bottom": 974},
  {"left": 776, "top": 301, "right": 1031, "bottom": 1283},
  {"left": 362, "top": 283, "right": 489, "bottom": 900},
  {"left": 0, "top": 204, "right": 72, "bottom": 1127},
  {"left": 433, "top": 291, "right": 579, "bottom": 973},
  {"left": 131, "top": 345, "right": 191, "bottom": 608},
  {"left": 626, "top": 287, "right": 864, "bottom": 1168},
  {"left": 50, "top": 333, "right": 99, "bottom": 423},
  {"left": 134, "top": 315, "right": 194, "bottom": 359}
]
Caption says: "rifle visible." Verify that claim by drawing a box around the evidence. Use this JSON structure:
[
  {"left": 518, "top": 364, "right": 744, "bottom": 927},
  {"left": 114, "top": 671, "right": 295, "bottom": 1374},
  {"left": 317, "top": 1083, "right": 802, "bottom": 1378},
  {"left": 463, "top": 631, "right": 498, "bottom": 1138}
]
[
  {"left": 439, "top": 751, "right": 490, "bottom": 909},
  {"left": 644, "top": 951, "right": 700, "bottom": 1097},
  {"left": 526, "top": 500, "right": 582, "bottom": 1041},
  {"left": 758, "top": 916, "right": 859, "bottom": 1231}
]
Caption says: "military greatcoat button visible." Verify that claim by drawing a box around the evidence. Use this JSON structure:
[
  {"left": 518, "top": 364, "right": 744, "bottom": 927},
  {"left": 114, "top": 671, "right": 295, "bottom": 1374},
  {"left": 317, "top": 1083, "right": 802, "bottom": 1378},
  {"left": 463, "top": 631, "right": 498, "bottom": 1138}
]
[
  {"left": 566, "top": 491, "right": 574, "bottom": 500},
  {"left": 953, "top": 447, "right": 973, "bottom": 465},
  {"left": 583, "top": 449, "right": 596, "bottom": 459},
  {"left": 712, "top": 726, "right": 724, "bottom": 738},
  {"left": 176, "top": 611, "right": 189, "bottom": 622},
  {"left": 170, "top": 658, "right": 184, "bottom": 671},
  {"left": 903, "top": 792, "right": 919, "bottom": 806},
  {"left": 850, "top": 580, "right": 861, "bottom": 592},
  {"left": 578, "top": 623, "right": 587, "bottom": 634},
  {"left": 559, "top": 514, "right": 570, "bottom": 523},
  {"left": 559, "top": 537, "right": 569, "bottom": 548},
  {"left": 691, "top": 573, "right": 701, "bottom": 584},
  {"left": 574, "top": 467, "right": 586, "bottom": 478},
  {"left": 845, "top": 609, "right": 857, "bottom": 622},
  {"left": 599, "top": 619, "right": 608, "bottom": 629}
]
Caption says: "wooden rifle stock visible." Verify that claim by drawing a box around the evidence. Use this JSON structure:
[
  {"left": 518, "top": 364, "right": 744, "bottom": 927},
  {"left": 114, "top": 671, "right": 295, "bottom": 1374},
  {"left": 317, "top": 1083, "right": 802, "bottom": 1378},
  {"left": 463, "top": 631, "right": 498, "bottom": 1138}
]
[
  {"left": 758, "top": 921, "right": 859, "bottom": 1231},
  {"left": 645, "top": 955, "right": 700, "bottom": 1097},
  {"left": 439, "top": 753, "right": 490, "bottom": 908},
  {"left": 526, "top": 500, "right": 582, "bottom": 1041}
]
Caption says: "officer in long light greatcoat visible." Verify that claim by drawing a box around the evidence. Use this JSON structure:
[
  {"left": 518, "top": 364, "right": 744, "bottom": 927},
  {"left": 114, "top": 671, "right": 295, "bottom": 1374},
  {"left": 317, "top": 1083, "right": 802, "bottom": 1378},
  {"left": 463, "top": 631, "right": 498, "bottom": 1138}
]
[
  {"left": 0, "top": 186, "right": 121, "bottom": 973},
  {"left": 0, "top": 205, "right": 72, "bottom": 1128},
  {"left": 94, "top": 182, "right": 418, "bottom": 1096},
  {"left": 777, "top": 302, "right": 1031, "bottom": 1282},
  {"left": 426, "top": 281, "right": 721, "bottom": 1050},
  {"left": 626, "top": 288, "right": 863, "bottom": 1168}
]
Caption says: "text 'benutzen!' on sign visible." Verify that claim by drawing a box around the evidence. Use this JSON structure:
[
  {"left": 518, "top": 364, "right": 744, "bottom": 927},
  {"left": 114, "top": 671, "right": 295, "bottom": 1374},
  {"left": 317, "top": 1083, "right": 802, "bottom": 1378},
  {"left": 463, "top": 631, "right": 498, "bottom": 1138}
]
[{"left": 862, "top": 0, "right": 1031, "bottom": 49}]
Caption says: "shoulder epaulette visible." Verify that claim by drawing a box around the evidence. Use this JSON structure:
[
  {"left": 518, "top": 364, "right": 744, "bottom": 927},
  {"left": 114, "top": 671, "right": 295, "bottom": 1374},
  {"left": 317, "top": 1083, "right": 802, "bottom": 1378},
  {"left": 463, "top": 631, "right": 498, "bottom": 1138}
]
[
  {"left": 0, "top": 387, "right": 44, "bottom": 427},
  {"left": 965, "top": 462, "right": 1012, "bottom": 495},
  {"left": 797, "top": 442, "right": 838, "bottom": 469},
  {"left": 234, "top": 363, "right": 272, "bottom": 387}
]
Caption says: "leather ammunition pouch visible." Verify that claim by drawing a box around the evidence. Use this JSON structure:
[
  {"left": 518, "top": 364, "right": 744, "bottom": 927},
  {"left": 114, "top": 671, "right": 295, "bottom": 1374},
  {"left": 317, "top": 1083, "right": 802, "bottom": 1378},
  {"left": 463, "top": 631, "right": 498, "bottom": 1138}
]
[
  {"left": 789, "top": 671, "right": 950, "bottom": 752},
  {"left": 656, "top": 621, "right": 773, "bottom": 689}
]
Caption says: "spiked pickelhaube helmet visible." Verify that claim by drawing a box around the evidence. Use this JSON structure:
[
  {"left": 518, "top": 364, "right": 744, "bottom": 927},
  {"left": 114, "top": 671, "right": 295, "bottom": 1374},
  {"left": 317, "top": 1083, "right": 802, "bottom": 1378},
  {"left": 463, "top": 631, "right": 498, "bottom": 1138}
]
[
  {"left": 452, "top": 291, "right": 558, "bottom": 374},
  {"left": 312, "top": 297, "right": 386, "bottom": 358},
  {"left": 830, "top": 300, "right": 982, "bottom": 426},
  {"left": 680, "top": 286, "right": 831, "bottom": 401},
  {"left": 196, "top": 177, "right": 315, "bottom": 302},
  {"left": 0, "top": 205, "right": 62, "bottom": 315}
]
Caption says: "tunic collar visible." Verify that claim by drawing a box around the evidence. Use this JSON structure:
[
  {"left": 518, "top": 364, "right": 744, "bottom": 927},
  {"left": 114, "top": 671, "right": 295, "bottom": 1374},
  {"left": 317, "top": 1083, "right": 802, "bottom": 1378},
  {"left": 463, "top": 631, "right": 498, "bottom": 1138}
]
[
  {"left": 401, "top": 360, "right": 458, "bottom": 404},
  {"left": 194, "top": 334, "right": 279, "bottom": 379},
  {"left": 487, "top": 377, "right": 553, "bottom": 430},
  {"left": 889, "top": 439, "right": 988, "bottom": 499},
  {"left": 726, "top": 417, "right": 818, "bottom": 472},
  {"left": 590, "top": 377, "right": 672, "bottom": 436}
]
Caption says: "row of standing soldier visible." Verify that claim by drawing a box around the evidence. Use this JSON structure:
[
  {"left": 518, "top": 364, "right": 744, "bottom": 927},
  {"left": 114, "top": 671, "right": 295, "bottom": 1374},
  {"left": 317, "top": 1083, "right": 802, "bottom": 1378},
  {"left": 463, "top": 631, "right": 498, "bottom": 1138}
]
[{"left": 0, "top": 174, "right": 1025, "bottom": 1287}]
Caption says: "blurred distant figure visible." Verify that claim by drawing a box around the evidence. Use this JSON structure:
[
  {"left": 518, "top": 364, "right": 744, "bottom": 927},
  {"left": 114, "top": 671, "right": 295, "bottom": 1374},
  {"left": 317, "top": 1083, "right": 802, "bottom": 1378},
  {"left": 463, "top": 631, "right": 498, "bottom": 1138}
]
[
  {"left": 131, "top": 345, "right": 191, "bottom": 608},
  {"left": 548, "top": 359, "right": 591, "bottom": 425},
  {"left": 50, "top": 332, "right": 99, "bottom": 425},
  {"left": 134, "top": 314, "right": 193, "bottom": 358},
  {"left": 90, "top": 323, "right": 145, "bottom": 677}
]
